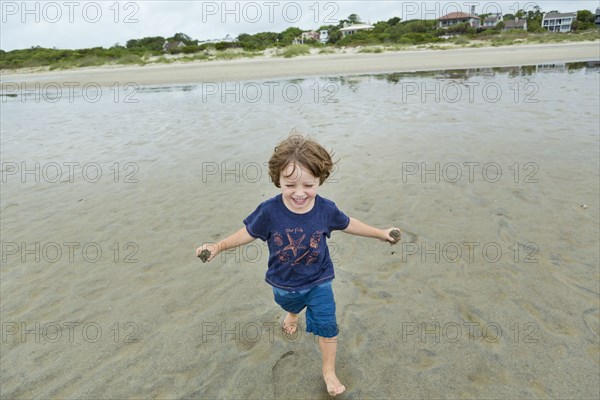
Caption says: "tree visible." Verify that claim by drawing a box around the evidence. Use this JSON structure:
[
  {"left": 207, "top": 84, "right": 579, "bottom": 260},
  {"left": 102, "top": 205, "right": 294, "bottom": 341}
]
[
  {"left": 279, "top": 27, "right": 303, "bottom": 45},
  {"left": 338, "top": 13, "right": 361, "bottom": 28},
  {"left": 387, "top": 17, "right": 401, "bottom": 26},
  {"left": 348, "top": 14, "right": 361, "bottom": 24},
  {"left": 327, "top": 28, "right": 342, "bottom": 44},
  {"left": 173, "top": 33, "right": 193, "bottom": 44},
  {"left": 577, "top": 9, "right": 595, "bottom": 23},
  {"left": 126, "top": 36, "right": 165, "bottom": 52},
  {"left": 573, "top": 10, "right": 595, "bottom": 30},
  {"left": 446, "top": 22, "right": 474, "bottom": 35},
  {"left": 236, "top": 31, "right": 279, "bottom": 50}
]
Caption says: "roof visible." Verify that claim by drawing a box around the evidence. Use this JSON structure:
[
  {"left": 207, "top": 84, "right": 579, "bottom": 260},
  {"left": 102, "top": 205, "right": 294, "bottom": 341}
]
[
  {"left": 439, "top": 12, "right": 481, "bottom": 20},
  {"left": 504, "top": 20, "right": 526, "bottom": 28},
  {"left": 163, "top": 41, "right": 185, "bottom": 50},
  {"left": 543, "top": 12, "right": 577, "bottom": 19},
  {"left": 339, "top": 24, "right": 374, "bottom": 31},
  {"left": 484, "top": 15, "right": 502, "bottom": 22}
]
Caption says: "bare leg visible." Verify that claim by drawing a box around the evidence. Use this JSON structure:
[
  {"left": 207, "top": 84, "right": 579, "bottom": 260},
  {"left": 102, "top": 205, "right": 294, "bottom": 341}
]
[
  {"left": 319, "top": 336, "right": 346, "bottom": 396},
  {"left": 282, "top": 312, "right": 299, "bottom": 334}
]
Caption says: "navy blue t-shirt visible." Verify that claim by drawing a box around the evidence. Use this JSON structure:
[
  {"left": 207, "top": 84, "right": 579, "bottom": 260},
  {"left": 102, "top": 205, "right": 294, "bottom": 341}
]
[{"left": 243, "top": 194, "right": 350, "bottom": 291}]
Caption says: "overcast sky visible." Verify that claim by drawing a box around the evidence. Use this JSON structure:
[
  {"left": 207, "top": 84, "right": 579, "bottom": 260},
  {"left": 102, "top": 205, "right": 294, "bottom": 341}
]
[{"left": 1, "top": 1, "right": 598, "bottom": 51}]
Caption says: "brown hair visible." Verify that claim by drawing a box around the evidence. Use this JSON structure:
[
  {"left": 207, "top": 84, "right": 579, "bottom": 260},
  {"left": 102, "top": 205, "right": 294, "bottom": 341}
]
[{"left": 268, "top": 134, "right": 335, "bottom": 188}]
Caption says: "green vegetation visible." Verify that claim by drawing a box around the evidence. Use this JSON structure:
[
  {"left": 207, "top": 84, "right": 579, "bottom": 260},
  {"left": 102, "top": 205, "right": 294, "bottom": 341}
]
[
  {"left": 358, "top": 47, "right": 384, "bottom": 53},
  {"left": 278, "top": 44, "right": 311, "bottom": 58},
  {"left": 213, "top": 50, "right": 261, "bottom": 60},
  {"left": 1, "top": 8, "right": 598, "bottom": 70}
]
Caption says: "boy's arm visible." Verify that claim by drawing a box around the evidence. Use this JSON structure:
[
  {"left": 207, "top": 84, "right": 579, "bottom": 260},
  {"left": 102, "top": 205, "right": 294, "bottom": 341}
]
[
  {"left": 196, "top": 227, "right": 256, "bottom": 262},
  {"left": 342, "top": 217, "right": 400, "bottom": 243}
]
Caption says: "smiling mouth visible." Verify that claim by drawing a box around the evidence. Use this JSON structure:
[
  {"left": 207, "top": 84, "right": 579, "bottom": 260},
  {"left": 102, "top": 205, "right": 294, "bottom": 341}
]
[{"left": 292, "top": 197, "right": 308, "bottom": 206}]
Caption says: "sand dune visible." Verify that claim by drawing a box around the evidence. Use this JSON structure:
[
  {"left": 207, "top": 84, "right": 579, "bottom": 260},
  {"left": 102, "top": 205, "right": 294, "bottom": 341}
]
[{"left": 1, "top": 42, "right": 599, "bottom": 87}]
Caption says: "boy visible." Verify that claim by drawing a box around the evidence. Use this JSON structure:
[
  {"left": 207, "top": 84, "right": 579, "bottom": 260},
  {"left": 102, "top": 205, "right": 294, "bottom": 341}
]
[{"left": 196, "top": 134, "right": 400, "bottom": 396}]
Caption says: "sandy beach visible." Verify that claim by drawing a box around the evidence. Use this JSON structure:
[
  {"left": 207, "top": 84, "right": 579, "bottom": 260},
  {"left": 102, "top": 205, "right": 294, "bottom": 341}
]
[
  {"left": 1, "top": 42, "right": 599, "bottom": 87},
  {"left": 1, "top": 41, "right": 599, "bottom": 399}
]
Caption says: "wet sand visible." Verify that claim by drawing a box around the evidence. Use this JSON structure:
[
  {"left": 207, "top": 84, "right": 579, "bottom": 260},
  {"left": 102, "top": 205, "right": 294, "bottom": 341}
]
[{"left": 1, "top": 52, "right": 599, "bottom": 398}]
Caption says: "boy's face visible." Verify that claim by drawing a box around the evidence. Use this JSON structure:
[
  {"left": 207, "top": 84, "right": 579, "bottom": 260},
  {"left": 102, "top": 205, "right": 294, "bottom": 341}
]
[{"left": 279, "top": 163, "right": 320, "bottom": 213}]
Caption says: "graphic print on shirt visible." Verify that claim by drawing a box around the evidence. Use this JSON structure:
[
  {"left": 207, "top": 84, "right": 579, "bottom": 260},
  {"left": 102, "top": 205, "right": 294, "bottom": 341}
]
[{"left": 273, "top": 228, "right": 323, "bottom": 267}]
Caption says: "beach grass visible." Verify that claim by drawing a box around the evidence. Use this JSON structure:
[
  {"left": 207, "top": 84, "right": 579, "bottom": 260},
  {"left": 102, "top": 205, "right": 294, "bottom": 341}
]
[
  {"left": 154, "top": 56, "right": 174, "bottom": 64},
  {"left": 358, "top": 47, "right": 384, "bottom": 53},
  {"left": 48, "top": 53, "right": 146, "bottom": 70},
  {"left": 278, "top": 44, "right": 311, "bottom": 58},
  {"left": 213, "top": 50, "right": 261, "bottom": 60},
  {"left": 8, "top": 30, "right": 600, "bottom": 73}
]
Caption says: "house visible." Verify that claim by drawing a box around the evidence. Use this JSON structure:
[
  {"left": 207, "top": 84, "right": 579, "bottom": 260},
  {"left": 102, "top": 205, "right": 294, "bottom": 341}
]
[
  {"left": 595, "top": 7, "right": 600, "bottom": 27},
  {"left": 542, "top": 12, "right": 577, "bottom": 32},
  {"left": 294, "top": 30, "right": 320, "bottom": 44},
  {"left": 482, "top": 13, "right": 503, "bottom": 27},
  {"left": 319, "top": 30, "right": 329, "bottom": 44},
  {"left": 504, "top": 18, "right": 528, "bottom": 30},
  {"left": 162, "top": 41, "right": 185, "bottom": 52},
  {"left": 301, "top": 31, "right": 320, "bottom": 41},
  {"left": 220, "top": 34, "right": 236, "bottom": 43},
  {"left": 339, "top": 23, "right": 374, "bottom": 37},
  {"left": 198, "top": 34, "right": 236, "bottom": 45},
  {"left": 536, "top": 63, "right": 566, "bottom": 72},
  {"left": 438, "top": 12, "right": 481, "bottom": 28}
]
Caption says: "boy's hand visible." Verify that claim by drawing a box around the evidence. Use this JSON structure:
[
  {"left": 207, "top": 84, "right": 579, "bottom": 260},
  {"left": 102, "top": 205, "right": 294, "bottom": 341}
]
[
  {"left": 381, "top": 228, "right": 401, "bottom": 245},
  {"left": 195, "top": 243, "right": 219, "bottom": 263}
]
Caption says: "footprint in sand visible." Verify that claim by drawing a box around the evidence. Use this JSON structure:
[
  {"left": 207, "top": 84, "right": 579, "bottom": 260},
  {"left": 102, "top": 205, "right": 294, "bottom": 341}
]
[
  {"left": 511, "top": 188, "right": 536, "bottom": 204},
  {"left": 497, "top": 219, "right": 517, "bottom": 242},
  {"left": 272, "top": 351, "right": 323, "bottom": 398},
  {"left": 491, "top": 208, "right": 516, "bottom": 243},
  {"left": 517, "top": 299, "right": 573, "bottom": 337},
  {"left": 355, "top": 201, "right": 372, "bottom": 213},
  {"left": 408, "top": 348, "right": 439, "bottom": 372},
  {"left": 457, "top": 304, "right": 505, "bottom": 346},
  {"left": 582, "top": 308, "right": 599, "bottom": 338}
]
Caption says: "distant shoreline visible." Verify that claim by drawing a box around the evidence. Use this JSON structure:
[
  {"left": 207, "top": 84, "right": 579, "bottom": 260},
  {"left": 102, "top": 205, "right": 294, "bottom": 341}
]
[{"left": 1, "top": 41, "right": 599, "bottom": 88}]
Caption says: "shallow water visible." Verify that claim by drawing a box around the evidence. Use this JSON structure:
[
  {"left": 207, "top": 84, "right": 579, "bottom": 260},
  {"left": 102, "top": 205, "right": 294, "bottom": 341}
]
[{"left": 1, "top": 62, "right": 599, "bottom": 399}]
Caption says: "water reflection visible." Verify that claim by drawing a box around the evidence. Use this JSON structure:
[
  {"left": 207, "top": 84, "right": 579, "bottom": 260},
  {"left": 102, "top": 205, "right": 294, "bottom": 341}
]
[
  {"left": 371, "top": 61, "right": 598, "bottom": 86},
  {"left": 1, "top": 61, "right": 597, "bottom": 101}
]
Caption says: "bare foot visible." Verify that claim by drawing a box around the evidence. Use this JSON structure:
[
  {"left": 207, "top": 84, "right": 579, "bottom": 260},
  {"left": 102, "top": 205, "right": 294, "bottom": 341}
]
[
  {"left": 282, "top": 312, "right": 298, "bottom": 334},
  {"left": 323, "top": 371, "right": 346, "bottom": 396}
]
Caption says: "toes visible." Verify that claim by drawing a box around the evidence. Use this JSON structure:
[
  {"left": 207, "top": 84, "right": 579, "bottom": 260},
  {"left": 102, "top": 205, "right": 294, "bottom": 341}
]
[
  {"left": 283, "top": 325, "right": 296, "bottom": 334},
  {"left": 282, "top": 313, "right": 298, "bottom": 334},
  {"left": 325, "top": 379, "right": 345, "bottom": 396},
  {"left": 282, "top": 321, "right": 297, "bottom": 334}
]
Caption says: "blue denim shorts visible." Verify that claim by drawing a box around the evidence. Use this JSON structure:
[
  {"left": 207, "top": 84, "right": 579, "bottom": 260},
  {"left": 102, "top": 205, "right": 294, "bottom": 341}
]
[{"left": 272, "top": 281, "right": 338, "bottom": 338}]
